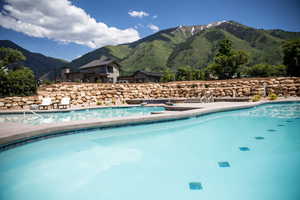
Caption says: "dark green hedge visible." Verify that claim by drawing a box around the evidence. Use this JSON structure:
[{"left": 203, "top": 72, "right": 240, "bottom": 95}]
[
  {"left": 245, "top": 64, "right": 287, "bottom": 77},
  {"left": 0, "top": 67, "right": 37, "bottom": 98}
]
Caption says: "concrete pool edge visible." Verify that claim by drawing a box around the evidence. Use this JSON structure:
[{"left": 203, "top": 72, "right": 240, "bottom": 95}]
[
  {"left": 0, "top": 98, "right": 300, "bottom": 149},
  {"left": 0, "top": 104, "right": 143, "bottom": 114}
]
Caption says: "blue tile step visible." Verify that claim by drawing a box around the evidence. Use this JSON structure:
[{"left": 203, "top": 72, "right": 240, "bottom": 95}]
[
  {"left": 218, "top": 161, "right": 230, "bottom": 168},
  {"left": 189, "top": 182, "right": 203, "bottom": 190},
  {"left": 239, "top": 147, "right": 250, "bottom": 151},
  {"left": 255, "top": 136, "right": 264, "bottom": 140}
]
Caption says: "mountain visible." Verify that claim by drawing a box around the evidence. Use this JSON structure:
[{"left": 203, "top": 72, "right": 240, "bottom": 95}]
[
  {"left": 67, "top": 21, "right": 300, "bottom": 75},
  {"left": 0, "top": 40, "right": 68, "bottom": 79}
]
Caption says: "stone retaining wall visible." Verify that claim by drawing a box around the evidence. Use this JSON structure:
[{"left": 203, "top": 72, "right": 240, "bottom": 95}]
[{"left": 0, "top": 77, "right": 300, "bottom": 110}]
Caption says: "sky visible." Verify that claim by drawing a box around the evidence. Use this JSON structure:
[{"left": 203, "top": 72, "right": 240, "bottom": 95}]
[{"left": 0, "top": 0, "right": 299, "bottom": 61}]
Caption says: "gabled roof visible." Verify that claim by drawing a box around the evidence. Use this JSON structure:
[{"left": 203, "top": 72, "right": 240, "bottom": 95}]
[
  {"left": 133, "top": 70, "right": 162, "bottom": 77},
  {"left": 79, "top": 58, "right": 119, "bottom": 70}
]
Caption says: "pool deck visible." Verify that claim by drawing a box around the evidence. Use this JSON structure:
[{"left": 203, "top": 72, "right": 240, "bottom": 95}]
[{"left": 0, "top": 97, "right": 299, "bottom": 147}]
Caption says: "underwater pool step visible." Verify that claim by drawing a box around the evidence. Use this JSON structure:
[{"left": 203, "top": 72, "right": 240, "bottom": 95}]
[
  {"left": 218, "top": 161, "right": 230, "bottom": 168},
  {"left": 239, "top": 147, "right": 250, "bottom": 151},
  {"left": 255, "top": 136, "right": 264, "bottom": 140},
  {"left": 189, "top": 182, "right": 203, "bottom": 190}
]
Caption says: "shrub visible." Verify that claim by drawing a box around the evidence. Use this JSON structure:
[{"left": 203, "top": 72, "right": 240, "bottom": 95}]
[
  {"left": 96, "top": 101, "right": 102, "bottom": 106},
  {"left": 161, "top": 69, "right": 175, "bottom": 82},
  {"left": 111, "top": 98, "right": 116, "bottom": 105},
  {"left": 252, "top": 95, "right": 261, "bottom": 102},
  {"left": 283, "top": 39, "right": 300, "bottom": 77},
  {"left": 176, "top": 66, "right": 194, "bottom": 81},
  {"left": 268, "top": 93, "right": 278, "bottom": 100},
  {"left": 175, "top": 66, "right": 205, "bottom": 81},
  {"left": 246, "top": 64, "right": 287, "bottom": 77},
  {"left": 0, "top": 67, "right": 37, "bottom": 97}
]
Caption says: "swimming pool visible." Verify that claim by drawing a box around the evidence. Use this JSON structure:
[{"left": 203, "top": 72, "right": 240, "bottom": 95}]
[
  {"left": 0, "top": 102, "right": 299, "bottom": 200},
  {"left": 0, "top": 106, "right": 165, "bottom": 125}
]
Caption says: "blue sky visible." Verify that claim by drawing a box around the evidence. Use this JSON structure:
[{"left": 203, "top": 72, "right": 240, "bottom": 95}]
[{"left": 0, "top": 0, "right": 299, "bottom": 61}]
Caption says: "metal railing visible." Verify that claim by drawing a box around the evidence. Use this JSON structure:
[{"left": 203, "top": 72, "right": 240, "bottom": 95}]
[{"left": 23, "top": 110, "right": 44, "bottom": 119}]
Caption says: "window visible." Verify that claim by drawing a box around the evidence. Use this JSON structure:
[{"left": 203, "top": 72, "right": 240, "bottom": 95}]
[{"left": 108, "top": 66, "right": 113, "bottom": 73}]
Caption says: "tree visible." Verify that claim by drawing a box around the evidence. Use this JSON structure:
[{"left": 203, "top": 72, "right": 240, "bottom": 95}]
[
  {"left": 207, "top": 39, "right": 249, "bottom": 79},
  {"left": 282, "top": 39, "right": 300, "bottom": 77},
  {"left": 216, "top": 39, "right": 233, "bottom": 56},
  {"left": 0, "top": 48, "right": 36, "bottom": 97},
  {"left": 161, "top": 68, "right": 176, "bottom": 82},
  {"left": 245, "top": 64, "right": 287, "bottom": 77},
  {"left": 0, "top": 47, "right": 26, "bottom": 70},
  {"left": 175, "top": 66, "right": 204, "bottom": 81},
  {"left": 176, "top": 66, "right": 194, "bottom": 81},
  {"left": 193, "top": 69, "right": 205, "bottom": 80}
]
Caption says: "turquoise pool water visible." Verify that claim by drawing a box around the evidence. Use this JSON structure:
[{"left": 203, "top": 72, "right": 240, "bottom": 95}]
[
  {"left": 0, "top": 106, "right": 165, "bottom": 125},
  {"left": 0, "top": 102, "right": 300, "bottom": 200}
]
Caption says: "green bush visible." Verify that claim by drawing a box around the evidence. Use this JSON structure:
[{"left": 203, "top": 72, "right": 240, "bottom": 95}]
[
  {"left": 0, "top": 67, "right": 37, "bottom": 97},
  {"left": 246, "top": 64, "right": 287, "bottom": 77},
  {"left": 161, "top": 69, "right": 175, "bottom": 82},
  {"left": 252, "top": 94, "right": 261, "bottom": 102},
  {"left": 283, "top": 39, "right": 300, "bottom": 77},
  {"left": 268, "top": 93, "right": 278, "bottom": 100},
  {"left": 175, "top": 66, "right": 204, "bottom": 81}
]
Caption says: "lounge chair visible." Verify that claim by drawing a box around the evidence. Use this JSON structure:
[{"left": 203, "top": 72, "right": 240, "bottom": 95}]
[
  {"left": 39, "top": 97, "right": 52, "bottom": 110},
  {"left": 58, "top": 97, "right": 70, "bottom": 109},
  {"left": 200, "top": 96, "right": 207, "bottom": 103},
  {"left": 207, "top": 95, "right": 214, "bottom": 103}
]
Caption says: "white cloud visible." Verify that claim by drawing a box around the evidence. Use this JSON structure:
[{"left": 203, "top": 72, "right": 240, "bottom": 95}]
[
  {"left": 153, "top": 15, "right": 158, "bottom": 19},
  {"left": 0, "top": 0, "right": 140, "bottom": 48},
  {"left": 128, "top": 10, "right": 149, "bottom": 18},
  {"left": 147, "top": 24, "right": 160, "bottom": 32}
]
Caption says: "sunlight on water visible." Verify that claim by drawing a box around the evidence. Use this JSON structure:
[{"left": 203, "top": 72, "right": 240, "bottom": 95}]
[{"left": 237, "top": 103, "right": 300, "bottom": 119}]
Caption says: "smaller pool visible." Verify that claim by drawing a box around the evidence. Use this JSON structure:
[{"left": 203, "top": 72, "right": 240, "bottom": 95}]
[{"left": 0, "top": 106, "right": 165, "bottom": 125}]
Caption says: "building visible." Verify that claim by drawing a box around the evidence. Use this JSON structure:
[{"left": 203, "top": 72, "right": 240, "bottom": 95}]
[
  {"left": 61, "top": 59, "right": 120, "bottom": 83},
  {"left": 118, "top": 70, "right": 162, "bottom": 83}
]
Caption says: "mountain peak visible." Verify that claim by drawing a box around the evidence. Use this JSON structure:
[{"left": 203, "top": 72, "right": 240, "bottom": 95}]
[{"left": 174, "top": 20, "right": 229, "bottom": 35}]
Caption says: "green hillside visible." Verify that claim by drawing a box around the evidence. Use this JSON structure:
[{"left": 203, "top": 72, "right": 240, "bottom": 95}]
[
  {"left": 67, "top": 21, "right": 300, "bottom": 75},
  {"left": 0, "top": 40, "right": 68, "bottom": 79}
]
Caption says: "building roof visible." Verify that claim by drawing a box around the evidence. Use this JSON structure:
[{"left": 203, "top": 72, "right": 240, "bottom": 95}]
[
  {"left": 79, "top": 58, "right": 118, "bottom": 70},
  {"left": 133, "top": 70, "right": 162, "bottom": 77}
]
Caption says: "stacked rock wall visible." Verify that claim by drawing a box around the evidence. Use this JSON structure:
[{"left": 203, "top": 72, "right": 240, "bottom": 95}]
[{"left": 0, "top": 77, "right": 299, "bottom": 110}]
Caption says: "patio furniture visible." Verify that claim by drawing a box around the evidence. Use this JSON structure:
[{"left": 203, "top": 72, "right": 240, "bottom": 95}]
[
  {"left": 39, "top": 97, "right": 52, "bottom": 110},
  {"left": 30, "top": 104, "right": 39, "bottom": 110},
  {"left": 214, "top": 97, "right": 251, "bottom": 102},
  {"left": 58, "top": 97, "right": 70, "bottom": 109},
  {"left": 207, "top": 95, "right": 215, "bottom": 103}
]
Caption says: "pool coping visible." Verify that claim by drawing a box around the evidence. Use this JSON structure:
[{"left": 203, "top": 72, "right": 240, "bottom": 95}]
[
  {"left": 0, "top": 104, "right": 143, "bottom": 114},
  {"left": 0, "top": 98, "right": 299, "bottom": 149}
]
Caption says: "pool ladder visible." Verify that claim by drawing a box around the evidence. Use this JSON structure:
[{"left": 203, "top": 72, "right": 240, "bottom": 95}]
[{"left": 23, "top": 110, "right": 44, "bottom": 119}]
